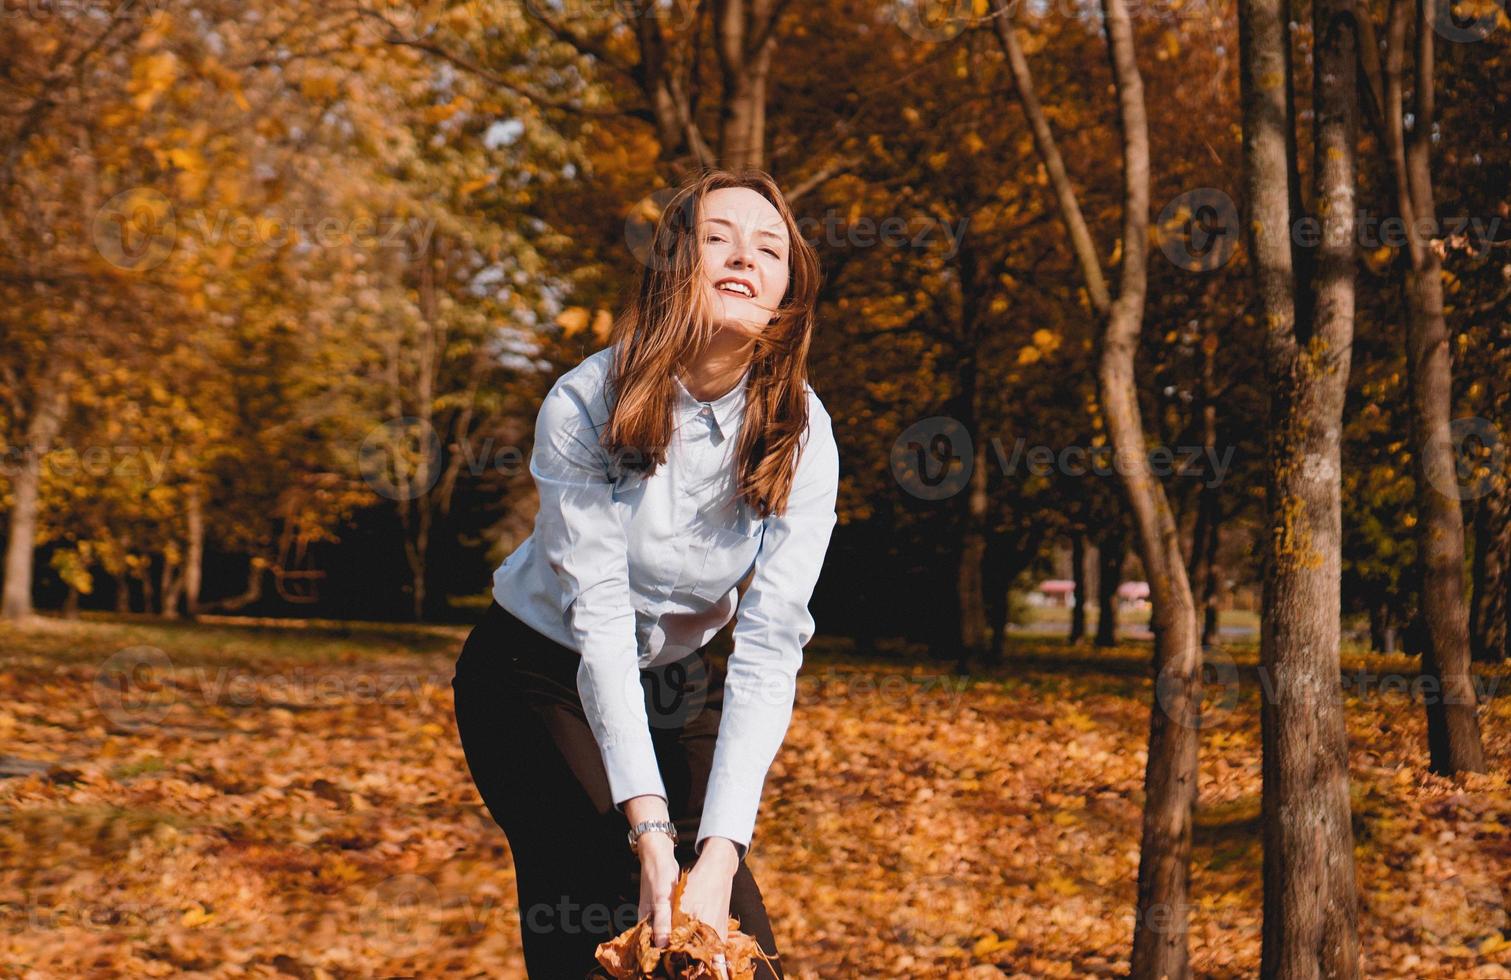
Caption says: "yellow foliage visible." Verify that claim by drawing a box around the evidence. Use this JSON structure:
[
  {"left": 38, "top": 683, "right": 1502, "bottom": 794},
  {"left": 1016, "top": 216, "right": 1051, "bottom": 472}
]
[
  {"left": 129, "top": 52, "right": 180, "bottom": 112},
  {"left": 557, "top": 307, "right": 591, "bottom": 337}
]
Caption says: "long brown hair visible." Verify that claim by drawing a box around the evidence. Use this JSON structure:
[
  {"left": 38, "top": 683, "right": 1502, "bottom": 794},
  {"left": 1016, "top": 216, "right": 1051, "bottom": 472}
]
[{"left": 603, "top": 169, "right": 822, "bottom": 519}]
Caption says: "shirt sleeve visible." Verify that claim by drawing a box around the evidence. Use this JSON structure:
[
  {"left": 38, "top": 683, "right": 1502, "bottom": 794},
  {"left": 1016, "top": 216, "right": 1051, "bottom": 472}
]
[
  {"left": 529, "top": 378, "right": 667, "bottom": 812},
  {"left": 694, "top": 400, "right": 841, "bottom": 859}
]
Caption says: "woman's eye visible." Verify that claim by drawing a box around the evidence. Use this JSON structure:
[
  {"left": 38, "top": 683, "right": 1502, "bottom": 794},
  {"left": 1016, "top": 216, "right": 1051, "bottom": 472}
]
[{"left": 763, "top": 248, "right": 781, "bottom": 258}]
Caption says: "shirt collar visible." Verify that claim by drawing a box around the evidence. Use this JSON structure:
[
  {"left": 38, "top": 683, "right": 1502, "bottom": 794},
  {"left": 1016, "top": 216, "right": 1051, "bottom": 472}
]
[{"left": 673, "top": 365, "right": 751, "bottom": 440}]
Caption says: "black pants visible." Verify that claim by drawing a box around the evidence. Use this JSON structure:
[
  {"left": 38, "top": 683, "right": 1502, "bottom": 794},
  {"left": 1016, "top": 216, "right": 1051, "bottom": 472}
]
[{"left": 451, "top": 600, "right": 785, "bottom": 979}]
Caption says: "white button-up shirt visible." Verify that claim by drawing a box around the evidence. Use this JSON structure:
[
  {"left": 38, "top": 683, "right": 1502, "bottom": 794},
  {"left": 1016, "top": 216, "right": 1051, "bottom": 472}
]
[{"left": 491, "top": 345, "right": 841, "bottom": 857}]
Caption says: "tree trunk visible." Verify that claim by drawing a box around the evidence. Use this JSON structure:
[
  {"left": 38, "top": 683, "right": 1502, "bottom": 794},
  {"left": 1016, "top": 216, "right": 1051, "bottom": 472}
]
[
  {"left": 1187, "top": 324, "right": 1224, "bottom": 649},
  {"left": 1406, "top": 250, "right": 1487, "bottom": 770},
  {"left": 1, "top": 376, "right": 67, "bottom": 621},
  {"left": 113, "top": 569, "right": 132, "bottom": 613},
  {"left": 1239, "top": 0, "right": 1362, "bottom": 974},
  {"left": 159, "top": 553, "right": 183, "bottom": 620},
  {"left": 1470, "top": 471, "right": 1509, "bottom": 662},
  {"left": 714, "top": 0, "right": 774, "bottom": 170},
  {"left": 201, "top": 556, "right": 267, "bottom": 612},
  {"left": 1373, "top": 0, "right": 1487, "bottom": 772},
  {"left": 1098, "top": 9, "right": 1204, "bottom": 973},
  {"left": 993, "top": 1, "right": 1204, "bottom": 972},
  {"left": 184, "top": 484, "right": 204, "bottom": 619},
  {"left": 135, "top": 562, "right": 156, "bottom": 616},
  {"left": 1070, "top": 532, "right": 1088, "bottom": 643},
  {"left": 1097, "top": 530, "right": 1126, "bottom": 647},
  {"left": 986, "top": 528, "right": 1047, "bottom": 665},
  {"left": 956, "top": 425, "right": 990, "bottom": 671},
  {"left": 1199, "top": 509, "right": 1223, "bottom": 649},
  {"left": 1369, "top": 601, "right": 1400, "bottom": 654}
]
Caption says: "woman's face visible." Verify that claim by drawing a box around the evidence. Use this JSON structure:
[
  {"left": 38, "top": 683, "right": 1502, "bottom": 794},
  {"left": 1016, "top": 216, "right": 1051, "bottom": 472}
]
[{"left": 696, "top": 187, "right": 791, "bottom": 337}]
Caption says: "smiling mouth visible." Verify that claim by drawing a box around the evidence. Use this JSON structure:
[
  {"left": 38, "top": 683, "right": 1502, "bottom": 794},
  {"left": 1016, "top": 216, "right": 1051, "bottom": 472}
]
[{"left": 714, "top": 279, "right": 755, "bottom": 299}]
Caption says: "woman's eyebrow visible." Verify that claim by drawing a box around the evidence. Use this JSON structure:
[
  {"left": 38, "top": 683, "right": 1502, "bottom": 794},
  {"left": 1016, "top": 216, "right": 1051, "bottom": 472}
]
[{"left": 700, "top": 216, "right": 788, "bottom": 242}]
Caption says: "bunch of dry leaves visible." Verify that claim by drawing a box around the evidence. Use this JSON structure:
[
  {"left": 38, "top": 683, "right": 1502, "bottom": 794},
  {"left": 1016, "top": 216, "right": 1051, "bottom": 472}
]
[{"left": 592, "top": 869, "right": 779, "bottom": 980}]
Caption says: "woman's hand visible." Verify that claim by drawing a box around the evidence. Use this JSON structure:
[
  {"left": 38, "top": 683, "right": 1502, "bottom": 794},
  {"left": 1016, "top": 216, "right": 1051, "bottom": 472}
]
[
  {"left": 635, "top": 831, "right": 681, "bottom": 947},
  {"left": 676, "top": 837, "right": 739, "bottom": 950}
]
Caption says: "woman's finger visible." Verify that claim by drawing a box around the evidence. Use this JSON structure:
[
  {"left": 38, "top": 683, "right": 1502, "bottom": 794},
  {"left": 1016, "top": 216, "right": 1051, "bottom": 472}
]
[{"left": 651, "top": 897, "right": 672, "bottom": 947}]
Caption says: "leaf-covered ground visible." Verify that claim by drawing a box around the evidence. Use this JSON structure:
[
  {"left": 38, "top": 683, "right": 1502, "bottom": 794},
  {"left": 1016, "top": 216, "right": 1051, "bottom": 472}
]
[{"left": 1, "top": 614, "right": 1507, "bottom": 978}]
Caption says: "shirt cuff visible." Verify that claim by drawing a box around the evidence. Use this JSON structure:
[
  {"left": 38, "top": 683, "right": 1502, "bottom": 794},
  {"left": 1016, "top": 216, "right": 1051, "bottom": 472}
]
[
  {"left": 693, "top": 830, "right": 750, "bottom": 862},
  {"left": 694, "top": 761, "right": 766, "bottom": 860},
  {"left": 601, "top": 735, "right": 668, "bottom": 812}
]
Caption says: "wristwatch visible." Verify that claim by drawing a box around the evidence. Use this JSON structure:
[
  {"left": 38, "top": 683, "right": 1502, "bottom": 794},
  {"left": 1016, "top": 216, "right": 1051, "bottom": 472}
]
[{"left": 627, "top": 819, "right": 679, "bottom": 853}]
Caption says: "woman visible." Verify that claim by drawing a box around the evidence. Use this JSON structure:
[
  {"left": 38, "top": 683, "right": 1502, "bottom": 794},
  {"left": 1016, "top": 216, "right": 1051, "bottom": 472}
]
[{"left": 451, "top": 168, "right": 840, "bottom": 979}]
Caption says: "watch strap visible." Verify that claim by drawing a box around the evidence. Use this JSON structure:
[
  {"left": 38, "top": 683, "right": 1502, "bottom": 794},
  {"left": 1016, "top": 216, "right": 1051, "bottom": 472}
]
[{"left": 627, "top": 818, "right": 679, "bottom": 852}]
